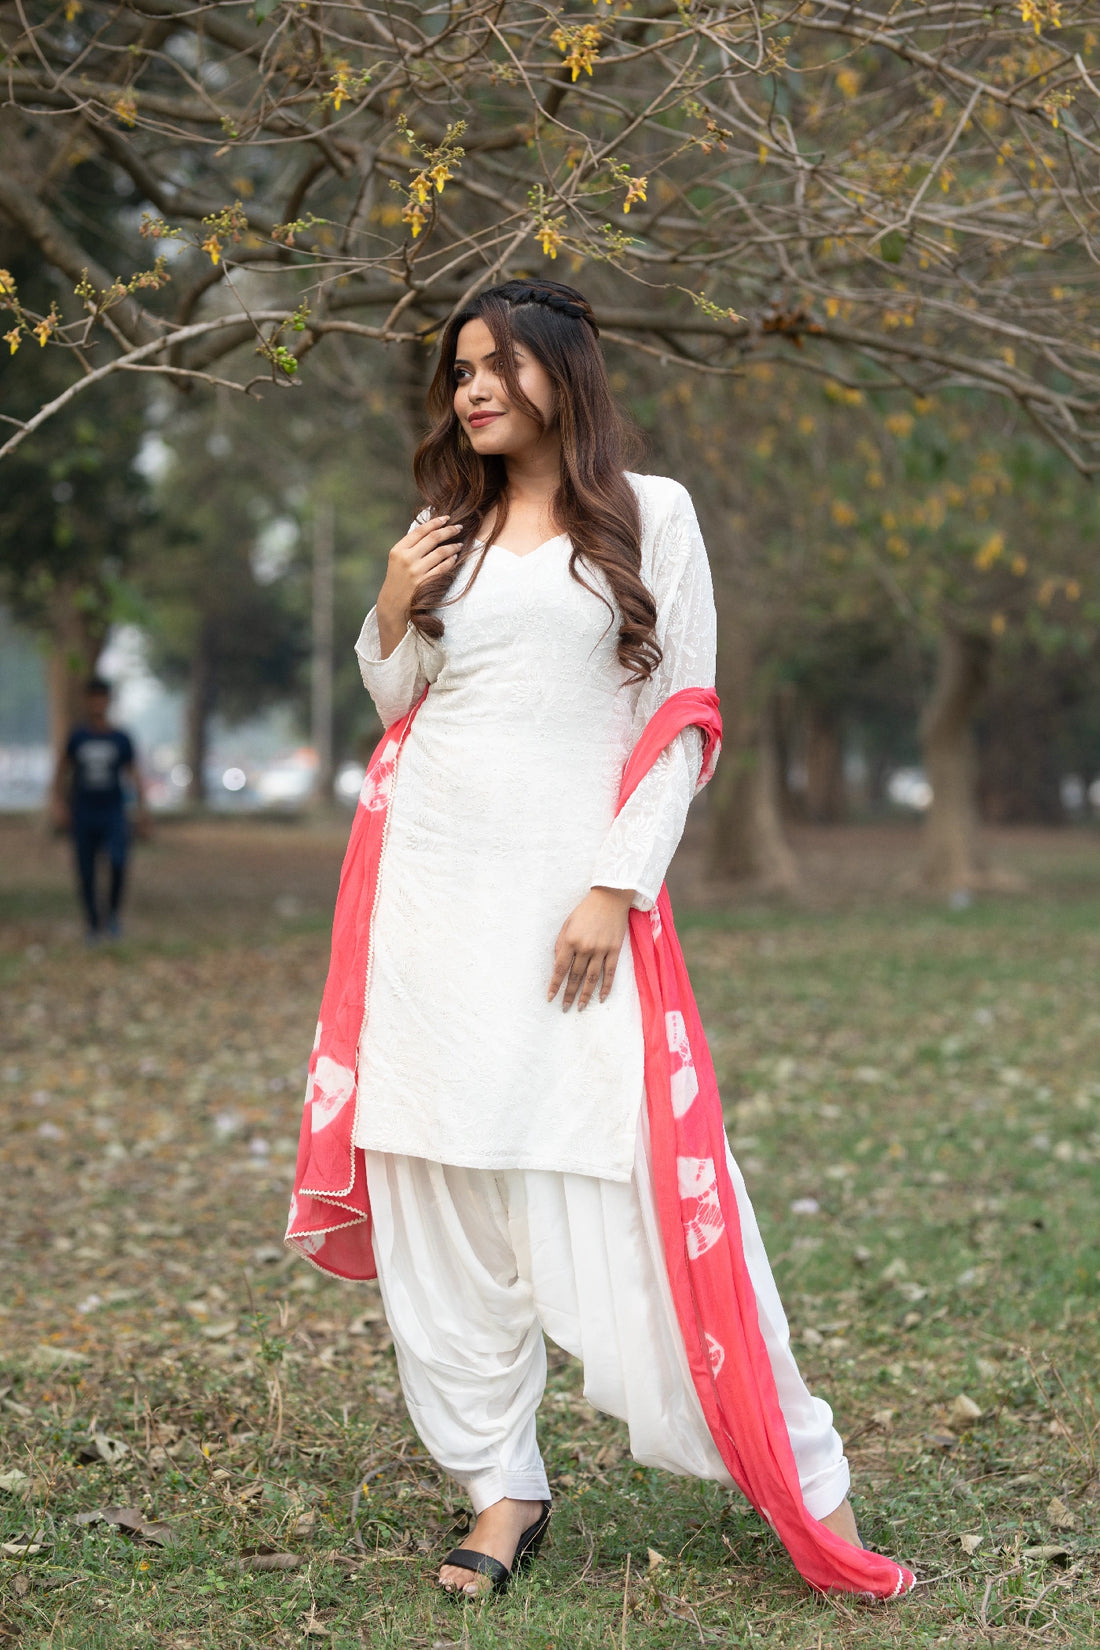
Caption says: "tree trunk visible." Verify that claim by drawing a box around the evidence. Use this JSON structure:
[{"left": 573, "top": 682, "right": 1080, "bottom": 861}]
[
  {"left": 46, "top": 579, "right": 108, "bottom": 759},
  {"left": 184, "top": 626, "right": 214, "bottom": 804},
  {"left": 805, "top": 702, "right": 846, "bottom": 824},
  {"left": 919, "top": 627, "right": 991, "bottom": 892},
  {"left": 772, "top": 683, "right": 802, "bottom": 822},
  {"left": 709, "top": 701, "right": 799, "bottom": 892},
  {"left": 310, "top": 498, "right": 335, "bottom": 807},
  {"left": 707, "top": 601, "right": 799, "bottom": 890}
]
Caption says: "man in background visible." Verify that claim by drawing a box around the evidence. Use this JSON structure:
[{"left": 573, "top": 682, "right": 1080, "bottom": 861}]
[{"left": 51, "top": 676, "right": 148, "bottom": 942}]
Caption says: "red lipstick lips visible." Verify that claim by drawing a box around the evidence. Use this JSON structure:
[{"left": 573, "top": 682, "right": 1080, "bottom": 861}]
[{"left": 468, "top": 411, "right": 503, "bottom": 428}]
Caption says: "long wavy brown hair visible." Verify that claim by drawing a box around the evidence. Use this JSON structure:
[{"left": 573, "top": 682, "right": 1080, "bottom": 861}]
[{"left": 410, "top": 279, "right": 661, "bottom": 682}]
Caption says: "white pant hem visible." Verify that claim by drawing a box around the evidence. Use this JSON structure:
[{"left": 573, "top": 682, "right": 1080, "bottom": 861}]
[
  {"left": 463, "top": 1468, "right": 552, "bottom": 1517},
  {"left": 801, "top": 1457, "right": 852, "bottom": 1522}
]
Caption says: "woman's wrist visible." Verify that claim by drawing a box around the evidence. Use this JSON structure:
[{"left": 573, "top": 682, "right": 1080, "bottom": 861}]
[
  {"left": 590, "top": 884, "right": 635, "bottom": 908},
  {"left": 375, "top": 593, "right": 409, "bottom": 660}
]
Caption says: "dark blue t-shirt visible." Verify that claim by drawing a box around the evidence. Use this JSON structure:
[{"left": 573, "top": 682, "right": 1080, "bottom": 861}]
[{"left": 67, "top": 726, "right": 135, "bottom": 811}]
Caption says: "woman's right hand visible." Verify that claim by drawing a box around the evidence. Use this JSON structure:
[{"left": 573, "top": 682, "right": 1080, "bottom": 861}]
[{"left": 376, "top": 515, "right": 463, "bottom": 658}]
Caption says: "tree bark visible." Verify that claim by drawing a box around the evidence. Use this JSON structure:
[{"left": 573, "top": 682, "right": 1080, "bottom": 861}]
[
  {"left": 708, "top": 686, "right": 799, "bottom": 892},
  {"left": 311, "top": 498, "right": 335, "bottom": 806},
  {"left": 46, "top": 580, "right": 108, "bottom": 758},
  {"left": 919, "top": 627, "right": 991, "bottom": 892},
  {"left": 706, "top": 595, "right": 799, "bottom": 891},
  {"left": 805, "top": 702, "right": 846, "bottom": 824},
  {"left": 184, "top": 625, "right": 214, "bottom": 804}
]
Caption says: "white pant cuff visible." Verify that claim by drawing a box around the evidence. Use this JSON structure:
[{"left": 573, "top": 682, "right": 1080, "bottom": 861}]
[
  {"left": 801, "top": 1456, "right": 852, "bottom": 1523},
  {"left": 463, "top": 1468, "right": 552, "bottom": 1516}
]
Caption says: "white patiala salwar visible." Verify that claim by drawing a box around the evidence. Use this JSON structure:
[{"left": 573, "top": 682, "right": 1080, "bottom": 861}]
[
  {"left": 365, "top": 1114, "right": 850, "bottom": 1519},
  {"left": 350, "top": 473, "right": 848, "bottom": 1521}
]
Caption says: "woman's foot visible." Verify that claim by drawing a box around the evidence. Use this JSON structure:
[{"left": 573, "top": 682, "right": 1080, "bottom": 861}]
[
  {"left": 819, "top": 1497, "right": 861, "bottom": 1547},
  {"left": 438, "top": 1497, "right": 546, "bottom": 1597}
]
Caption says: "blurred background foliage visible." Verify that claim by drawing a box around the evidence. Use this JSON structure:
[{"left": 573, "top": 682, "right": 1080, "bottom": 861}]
[{"left": 1, "top": 0, "right": 1099, "bottom": 890}]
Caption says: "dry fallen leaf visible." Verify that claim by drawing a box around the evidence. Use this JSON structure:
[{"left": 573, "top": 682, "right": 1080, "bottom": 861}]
[
  {"left": 140, "top": 1521, "right": 178, "bottom": 1548},
  {"left": 1047, "top": 1496, "right": 1076, "bottom": 1531},
  {"left": 77, "top": 1434, "right": 129, "bottom": 1465},
  {"left": 201, "top": 1319, "right": 238, "bottom": 1341},
  {"left": 241, "top": 1549, "right": 301, "bottom": 1572},
  {"left": 959, "top": 1533, "right": 984, "bottom": 1555},
  {"left": 0, "top": 1470, "right": 29, "bottom": 1494},
  {"left": 73, "top": 1507, "right": 178, "bottom": 1546},
  {"left": 871, "top": 1408, "right": 895, "bottom": 1431},
  {"left": 949, "top": 1394, "right": 983, "bottom": 1428},
  {"left": 1023, "top": 1544, "right": 1072, "bottom": 1563},
  {"left": 2, "top": 1531, "right": 47, "bottom": 1558},
  {"left": 646, "top": 1547, "right": 665, "bottom": 1571},
  {"left": 74, "top": 1506, "right": 143, "bottom": 1532}
]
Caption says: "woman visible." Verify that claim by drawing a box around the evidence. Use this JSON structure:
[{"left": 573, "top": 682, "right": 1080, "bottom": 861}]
[{"left": 287, "top": 280, "right": 913, "bottom": 1603}]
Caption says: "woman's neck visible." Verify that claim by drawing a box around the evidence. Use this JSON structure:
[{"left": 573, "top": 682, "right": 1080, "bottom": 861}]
[{"left": 502, "top": 431, "right": 561, "bottom": 515}]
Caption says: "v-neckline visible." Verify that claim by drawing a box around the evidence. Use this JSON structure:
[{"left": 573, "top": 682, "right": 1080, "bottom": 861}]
[{"left": 476, "top": 533, "right": 567, "bottom": 563}]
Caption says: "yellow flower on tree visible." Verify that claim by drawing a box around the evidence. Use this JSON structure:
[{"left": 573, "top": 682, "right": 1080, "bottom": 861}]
[
  {"left": 538, "top": 224, "right": 564, "bottom": 259},
  {"left": 974, "top": 531, "right": 1004, "bottom": 571},
  {"left": 622, "top": 175, "right": 647, "bottom": 213},
  {"left": 1019, "top": 0, "right": 1061, "bottom": 34},
  {"left": 402, "top": 199, "right": 428, "bottom": 237},
  {"left": 201, "top": 234, "right": 222, "bottom": 265},
  {"left": 113, "top": 92, "right": 137, "bottom": 128},
  {"left": 0, "top": 269, "right": 15, "bottom": 299},
  {"left": 330, "top": 61, "right": 352, "bottom": 112},
  {"left": 4, "top": 326, "right": 20, "bottom": 355},
  {"left": 552, "top": 23, "right": 601, "bottom": 82}
]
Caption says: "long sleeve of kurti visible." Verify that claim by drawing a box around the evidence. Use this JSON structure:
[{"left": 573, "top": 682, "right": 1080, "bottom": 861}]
[
  {"left": 589, "top": 483, "right": 717, "bottom": 911},
  {"left": 354, "top": 608, "right": 432, "bottom": 730}
]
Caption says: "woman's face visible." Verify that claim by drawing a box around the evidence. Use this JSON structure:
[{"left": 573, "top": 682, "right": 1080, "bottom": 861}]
[{"left": 452, "top": 317, "right": 558, "bottom": 461}]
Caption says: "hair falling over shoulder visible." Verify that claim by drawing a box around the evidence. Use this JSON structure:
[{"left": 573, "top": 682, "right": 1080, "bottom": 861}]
[{"left": 410, "top": 279, "right": 662, "bottom": 683}]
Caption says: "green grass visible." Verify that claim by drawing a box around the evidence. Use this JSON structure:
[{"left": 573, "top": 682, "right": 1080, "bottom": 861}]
[{"left": 1, "top": 822, "right": 1098, "bottom": 1646}]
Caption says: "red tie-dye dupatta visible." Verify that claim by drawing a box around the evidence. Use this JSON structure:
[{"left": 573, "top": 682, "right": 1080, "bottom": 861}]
[
  {"left": 286, "top": 686, "right": 914, "bottom": 1601},
  {"left": 620, "top": 689, "right": 913, "bottom": 1601}
]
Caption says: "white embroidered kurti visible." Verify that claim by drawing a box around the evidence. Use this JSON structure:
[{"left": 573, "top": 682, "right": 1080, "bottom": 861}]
[{"left": 350, "top": 473, "right": 716, "bottom": 1181}]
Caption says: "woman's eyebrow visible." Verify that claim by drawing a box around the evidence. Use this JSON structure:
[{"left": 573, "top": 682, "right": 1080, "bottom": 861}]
[{"left": 454, "top": 347, "right": 524, "bottom": 367}]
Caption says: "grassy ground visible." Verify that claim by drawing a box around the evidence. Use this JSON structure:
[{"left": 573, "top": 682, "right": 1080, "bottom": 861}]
[{"left": 1, "top": 815, "right": 1098, "bottom": 1647}]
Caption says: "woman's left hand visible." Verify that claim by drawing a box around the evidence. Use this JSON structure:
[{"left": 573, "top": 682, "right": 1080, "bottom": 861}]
[{"left": 548, "top": 886, "right": 634, "bottom": 1012}]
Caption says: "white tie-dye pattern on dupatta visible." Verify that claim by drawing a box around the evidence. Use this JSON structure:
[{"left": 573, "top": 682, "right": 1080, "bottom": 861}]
[{"left": 287, "top": 683, "right": 914, "bottom": 1599}]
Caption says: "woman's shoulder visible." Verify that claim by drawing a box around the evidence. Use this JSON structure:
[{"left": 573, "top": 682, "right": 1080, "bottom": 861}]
[
  {"left": 624, "top": 470, "right": 693, "bottom": 508},
  {"left": 624, "top": 472, "right": 703, "bottom": 563},
  {"left": 624, "top": 471, "right": 697, "bottom": 534}
]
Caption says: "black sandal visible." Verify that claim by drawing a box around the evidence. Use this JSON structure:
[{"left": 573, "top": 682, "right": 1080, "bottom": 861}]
[{"left": 440, "top": 1500, "right": 552, "bottom": 1596}]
